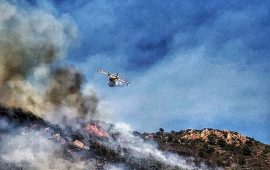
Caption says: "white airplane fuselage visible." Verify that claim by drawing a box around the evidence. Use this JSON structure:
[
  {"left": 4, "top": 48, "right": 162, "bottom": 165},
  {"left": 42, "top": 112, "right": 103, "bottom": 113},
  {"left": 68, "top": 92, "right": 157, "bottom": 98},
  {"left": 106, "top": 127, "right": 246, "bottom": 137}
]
[{"left": 108, "top": 77, "right": 122, "bottom": 87}]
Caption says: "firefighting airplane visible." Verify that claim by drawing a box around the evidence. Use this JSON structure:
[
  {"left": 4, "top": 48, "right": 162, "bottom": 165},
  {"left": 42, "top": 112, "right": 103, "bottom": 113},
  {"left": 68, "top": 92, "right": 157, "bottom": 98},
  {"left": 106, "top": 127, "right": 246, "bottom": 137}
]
[{"left": 97, "top": 68, "right": 130, "bottom": 87}]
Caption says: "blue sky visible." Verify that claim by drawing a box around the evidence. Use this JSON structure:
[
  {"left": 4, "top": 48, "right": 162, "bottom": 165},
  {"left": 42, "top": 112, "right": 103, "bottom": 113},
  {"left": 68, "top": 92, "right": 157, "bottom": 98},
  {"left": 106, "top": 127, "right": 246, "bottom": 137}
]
[{"left": 21, "top": 0, "right": 270, "bottom": 143}]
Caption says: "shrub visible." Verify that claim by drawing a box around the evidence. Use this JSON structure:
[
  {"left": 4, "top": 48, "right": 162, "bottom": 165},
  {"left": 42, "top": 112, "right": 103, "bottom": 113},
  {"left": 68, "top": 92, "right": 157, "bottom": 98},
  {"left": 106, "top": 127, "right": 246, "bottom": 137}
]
[
  {"left": 217, "top": 138, "right": 226, "bottom": 147},
  {"left": 205, "top": 146, "right": 214, "bottom": 154},
  {"left": 263, "top": 145, "right": 270, "bottom": 154},
  {"left": 242, "top": 145, "right": 251, "bottom": 156},
  {"left": 208, "top": 134, "right": 217, "bottom": 145},
  {"left": 238, "top": 156, "right": 246, "bottom": 165},
  {"left": 168, "top": 136, "right": 173, "bottom": 142},
  {"left": 216, "top": 158, "right": 230, "bottom": 167},
  {"left": 198, "top": 148, "right": 205, "bottom": 158},
  {"left": 224, "top": 144, "right": 236, "bottom": 151},
  {"left": 246, "top": 140, "right": 253, "bottom": 146},
  {"left": 201, "top": 144, "right": 214, "bottom": 155}
]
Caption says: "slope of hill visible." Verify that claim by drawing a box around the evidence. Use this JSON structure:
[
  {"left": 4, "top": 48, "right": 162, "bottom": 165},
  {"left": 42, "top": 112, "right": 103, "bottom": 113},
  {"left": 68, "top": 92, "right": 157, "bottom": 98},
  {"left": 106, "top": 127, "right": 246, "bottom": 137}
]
[
  {"left": 0, "top": 106, "right": 195, "bottom": 169},
  {"left": 143, "top": 128, "right": 270, "bottom": 169},
  {"left": 0, "top": 105, "right": 269, "bottom": 169}
]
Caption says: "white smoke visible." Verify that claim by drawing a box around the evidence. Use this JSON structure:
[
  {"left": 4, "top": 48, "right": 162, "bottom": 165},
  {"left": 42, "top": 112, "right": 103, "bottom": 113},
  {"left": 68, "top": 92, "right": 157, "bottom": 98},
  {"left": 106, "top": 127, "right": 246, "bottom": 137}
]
[
  {"left": 104, "top": 122, "right": 210, "bottom": 170},
  {"left": 0, "top": 130, "right": 96, "bottom": 170},
  {"left": 104, "top": 164, "right": 125, "bottom": 170}
]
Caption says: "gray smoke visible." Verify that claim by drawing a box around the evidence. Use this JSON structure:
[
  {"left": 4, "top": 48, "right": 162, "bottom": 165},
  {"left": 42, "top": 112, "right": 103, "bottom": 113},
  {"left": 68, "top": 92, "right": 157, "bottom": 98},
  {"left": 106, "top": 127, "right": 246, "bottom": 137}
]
[
  {"left": 0, "top": 1, "right": 98, "bottom": 119},
  {"left": 45, "top": 68, "right": 99, "bottom": 120}
]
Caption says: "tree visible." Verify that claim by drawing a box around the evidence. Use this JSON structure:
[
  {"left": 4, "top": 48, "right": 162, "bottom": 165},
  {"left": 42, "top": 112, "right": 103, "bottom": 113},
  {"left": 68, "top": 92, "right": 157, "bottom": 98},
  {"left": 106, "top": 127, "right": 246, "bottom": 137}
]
[
  {"left": 207, "top": 134, "right": 217, "bottom": 145},
  {"left": 159, "top": 128, "right": 164, "bottom": 133}
]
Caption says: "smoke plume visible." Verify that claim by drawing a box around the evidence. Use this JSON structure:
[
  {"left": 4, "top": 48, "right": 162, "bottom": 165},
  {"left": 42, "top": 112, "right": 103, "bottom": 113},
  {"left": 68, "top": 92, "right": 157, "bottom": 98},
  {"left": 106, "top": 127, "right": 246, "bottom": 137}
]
[{"left": 0, "top": 1, "right": 98, "bottom": 119}]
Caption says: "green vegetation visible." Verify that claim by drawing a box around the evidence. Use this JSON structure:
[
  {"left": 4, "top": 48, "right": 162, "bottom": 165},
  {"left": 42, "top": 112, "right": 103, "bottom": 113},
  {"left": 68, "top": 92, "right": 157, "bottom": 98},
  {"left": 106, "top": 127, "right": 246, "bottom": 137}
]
[
  {"left": 263, "top": 145, "right": 270, "bottom": 154},
  {"left": 150, "top": 128, "right": 270, "bottom": 169},
  {"left": 224, "top": 143, "right": 236, "bottom": 151},
  {"left": 242, "top": 145, "right": 251, "bottom": 156},
  {"left": 216, "top": 157, "right": 230, "bottom": 167},
  {"left": 207, "top": 134, "right": 217, "bottom": 145},
  {"left": 198, "top": 148, "right": 205, "bottom": 158},
  {"left": 217, "top": 138, "right": 226, "bottom": 147},
  {"left": 238, "top": 156, "right": 246, "bottom": 165}
]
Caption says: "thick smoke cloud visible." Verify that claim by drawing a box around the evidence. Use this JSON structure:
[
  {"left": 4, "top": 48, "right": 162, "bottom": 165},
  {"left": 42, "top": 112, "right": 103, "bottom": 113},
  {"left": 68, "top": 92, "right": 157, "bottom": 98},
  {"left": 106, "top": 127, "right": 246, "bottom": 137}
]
[
  {"left": 0, "top": 0, "right": 68, "bottom": 111},
  {"left": 46, "top": 68, "right": 99, "bottom": 116},
  {"left": 0, "top": 1, "right": 70, "bottom": 82},
  {"left": 0, "top": 1, "right": 98, "bottom": 119}
]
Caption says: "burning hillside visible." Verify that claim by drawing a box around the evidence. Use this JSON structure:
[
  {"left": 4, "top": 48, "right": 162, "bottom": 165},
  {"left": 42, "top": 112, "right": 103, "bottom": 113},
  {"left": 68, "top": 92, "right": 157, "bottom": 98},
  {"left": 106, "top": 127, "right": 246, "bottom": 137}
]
[
  {"left": 0, "top": 105, "right": 269, "bottom": 169},
  {"left": 0, "top": 105, "right": 209, "bottom": 170}
]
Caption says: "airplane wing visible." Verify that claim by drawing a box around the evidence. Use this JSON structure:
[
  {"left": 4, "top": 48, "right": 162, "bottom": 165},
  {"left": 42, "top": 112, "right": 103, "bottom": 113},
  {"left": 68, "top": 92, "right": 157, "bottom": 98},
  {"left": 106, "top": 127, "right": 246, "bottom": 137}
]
[{"left": 97, "top": 68, "right": 109, "bottom": 76}]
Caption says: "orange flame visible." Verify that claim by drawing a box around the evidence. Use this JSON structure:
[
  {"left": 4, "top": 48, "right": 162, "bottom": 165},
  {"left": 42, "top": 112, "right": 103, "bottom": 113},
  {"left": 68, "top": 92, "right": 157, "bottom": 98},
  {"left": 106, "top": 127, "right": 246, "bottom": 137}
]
[{"left": 85, "top": 123, "right": 108, "bottom": 138}]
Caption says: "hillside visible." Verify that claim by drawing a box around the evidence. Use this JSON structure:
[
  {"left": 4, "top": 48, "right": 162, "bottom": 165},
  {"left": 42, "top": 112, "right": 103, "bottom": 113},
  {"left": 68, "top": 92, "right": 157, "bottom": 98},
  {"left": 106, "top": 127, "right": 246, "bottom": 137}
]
[
  {"left": 0, "top": 106, "right": 195, "bottom": 169},
  {"left": 143, "top": 128, "right": 270, "bottom": 169},
  {"left": 0, "top": 105, "right": 269, "bottom": 169}
]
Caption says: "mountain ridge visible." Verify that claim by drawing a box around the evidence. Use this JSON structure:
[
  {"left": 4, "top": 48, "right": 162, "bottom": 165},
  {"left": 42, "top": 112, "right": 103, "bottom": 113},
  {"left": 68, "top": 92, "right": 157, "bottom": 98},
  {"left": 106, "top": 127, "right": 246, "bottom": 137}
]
[
  {"left": 142, "top": 128, "right": 270, "bottom": 169},
  {"left": 0, "top": 105, "right": 269, "bottom": 169}
]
